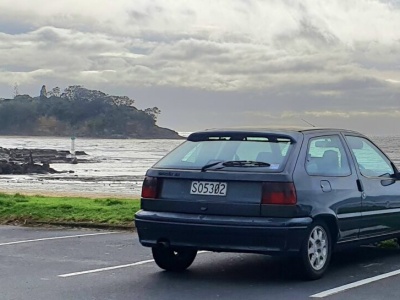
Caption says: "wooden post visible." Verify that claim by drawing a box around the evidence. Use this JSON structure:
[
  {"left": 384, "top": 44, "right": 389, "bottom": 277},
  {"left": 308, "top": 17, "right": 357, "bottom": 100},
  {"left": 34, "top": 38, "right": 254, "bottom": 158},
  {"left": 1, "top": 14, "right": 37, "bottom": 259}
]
[
  {"left": 71, "top": 136, "right": 76, "bottom": 157},
  {"left": 70, "top": 136, "right": 77, "bottom": 164}
]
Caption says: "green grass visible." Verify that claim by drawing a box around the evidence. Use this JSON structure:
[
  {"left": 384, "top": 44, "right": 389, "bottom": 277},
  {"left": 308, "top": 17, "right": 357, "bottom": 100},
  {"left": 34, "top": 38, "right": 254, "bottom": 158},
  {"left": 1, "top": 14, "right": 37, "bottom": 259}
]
[
  {"left": 378, "top": 239, "right": 399, "bottom": 249},
  {"left": 0, "top": 193, "right": 140, "bottom": 226}
]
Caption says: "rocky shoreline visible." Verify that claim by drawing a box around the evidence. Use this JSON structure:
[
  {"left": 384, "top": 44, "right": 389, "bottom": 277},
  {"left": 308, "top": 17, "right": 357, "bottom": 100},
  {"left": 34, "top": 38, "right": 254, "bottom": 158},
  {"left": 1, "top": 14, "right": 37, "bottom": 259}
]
[{"left": 0, "top": 147, "right": 88, "bottom": 175}]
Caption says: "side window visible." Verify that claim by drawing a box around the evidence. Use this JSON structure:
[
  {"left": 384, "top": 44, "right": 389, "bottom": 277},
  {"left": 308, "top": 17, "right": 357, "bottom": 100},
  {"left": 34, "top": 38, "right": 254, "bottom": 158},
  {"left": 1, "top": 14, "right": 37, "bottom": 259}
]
[
  {"left": 306, "top": 135, "right": 351, "bottom": 176},
  {"left": 345, "top": 136, "right": 394, "bottom": 177}
]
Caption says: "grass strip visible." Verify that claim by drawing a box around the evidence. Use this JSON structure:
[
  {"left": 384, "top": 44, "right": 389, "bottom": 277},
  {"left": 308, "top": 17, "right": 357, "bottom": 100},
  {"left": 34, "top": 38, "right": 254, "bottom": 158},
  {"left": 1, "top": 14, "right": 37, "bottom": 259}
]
[{"left": 0, "top": 193, "right": 140, "bottom": 227}]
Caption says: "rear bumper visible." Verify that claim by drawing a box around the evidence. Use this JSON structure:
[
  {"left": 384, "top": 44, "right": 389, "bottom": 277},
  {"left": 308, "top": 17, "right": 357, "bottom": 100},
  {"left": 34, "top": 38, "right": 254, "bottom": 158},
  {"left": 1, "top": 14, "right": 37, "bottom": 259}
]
[{"left": 135, "top": 210, "right": 312, "bottom": 255}]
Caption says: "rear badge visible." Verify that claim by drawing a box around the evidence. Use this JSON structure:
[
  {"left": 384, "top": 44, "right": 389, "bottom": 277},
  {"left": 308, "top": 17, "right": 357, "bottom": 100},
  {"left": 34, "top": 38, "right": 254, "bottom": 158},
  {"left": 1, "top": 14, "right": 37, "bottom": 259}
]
[{"left": 158, "top": 171, "right": 181, "bottom": 177}]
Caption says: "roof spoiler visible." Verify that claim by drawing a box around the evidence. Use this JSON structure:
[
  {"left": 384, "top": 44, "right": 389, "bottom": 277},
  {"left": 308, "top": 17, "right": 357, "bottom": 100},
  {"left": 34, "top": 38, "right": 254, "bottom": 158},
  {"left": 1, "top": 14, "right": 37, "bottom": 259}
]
[{"left": 187, "top": 131, "right": 296, "bottom": 143}]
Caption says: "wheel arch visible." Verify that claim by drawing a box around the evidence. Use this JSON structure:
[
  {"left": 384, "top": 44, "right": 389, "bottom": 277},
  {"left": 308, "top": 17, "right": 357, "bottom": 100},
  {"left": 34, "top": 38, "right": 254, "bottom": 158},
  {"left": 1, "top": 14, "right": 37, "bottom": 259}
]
[{"left": 313, "top": 214, "right": 340, "bottom": 246}]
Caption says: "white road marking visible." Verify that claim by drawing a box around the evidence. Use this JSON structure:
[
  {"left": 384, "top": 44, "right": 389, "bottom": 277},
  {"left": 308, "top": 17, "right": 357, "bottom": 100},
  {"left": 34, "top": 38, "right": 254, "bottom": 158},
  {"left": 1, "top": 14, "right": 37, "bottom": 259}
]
[
  {"left": 58, "top": 251, "right": 209, "bottom": 278},
  {"left": 59, "top": 259, "right": 155, "bottom": 278},
  {"left": 363, "top": 263, "right": 382, "bottom": 268},
  {"left": 310, "top": 269, "right": 400, "bottom": 298},
  {"left": 0, "top": 232, "right": 120, "bottom": 246}
]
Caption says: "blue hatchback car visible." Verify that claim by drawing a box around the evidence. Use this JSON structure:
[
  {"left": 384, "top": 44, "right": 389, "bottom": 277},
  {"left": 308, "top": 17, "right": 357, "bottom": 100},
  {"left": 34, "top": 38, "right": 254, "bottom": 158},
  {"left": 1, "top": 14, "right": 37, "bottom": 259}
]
[{"left": 135, "top": 128, "right": 400, "bottom": 280}]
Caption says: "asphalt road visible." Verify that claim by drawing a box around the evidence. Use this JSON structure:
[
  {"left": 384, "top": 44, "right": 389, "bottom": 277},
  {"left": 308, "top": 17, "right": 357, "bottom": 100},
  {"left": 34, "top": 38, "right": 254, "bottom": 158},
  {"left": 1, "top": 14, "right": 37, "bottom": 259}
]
[{"left": 2, "top": 225, "right": 400, "bottom": 300}]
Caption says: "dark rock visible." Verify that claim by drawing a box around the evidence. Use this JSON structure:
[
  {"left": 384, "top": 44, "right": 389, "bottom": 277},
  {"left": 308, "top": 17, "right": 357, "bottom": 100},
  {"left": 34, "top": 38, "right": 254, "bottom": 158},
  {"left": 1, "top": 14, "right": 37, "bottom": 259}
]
[
  {"left": 75, "top": 151, "right": 87, "bottom": 155},
  {"left": 0, "top": 147, "right": 89, "bottom": 164},
  {"left": 0, "top": 147, "right": 89, "bottom": 175},
  {"left": 0, "top": 161, "right": 59, "bottom": 175}
]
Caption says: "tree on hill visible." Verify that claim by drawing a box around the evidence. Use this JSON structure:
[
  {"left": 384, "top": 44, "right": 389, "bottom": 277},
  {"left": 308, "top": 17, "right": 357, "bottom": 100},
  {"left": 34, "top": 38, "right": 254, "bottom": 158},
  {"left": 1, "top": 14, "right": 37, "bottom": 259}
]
[
  {"left": 40, "top": 85, "right": 47, "bottom": 100},
  {"left": 144, "top": 107, "right": 161, "bottom": 121},
  {"left": 13, "top": 82, "right": 19, "bottom": 98},
  {"left": 0, "top": 85, "right": 180, "bottom": 139},
  {"left": 14, "top": 95, "right": 34, "bottom": 101},
  {"left": 59, "top": 86, "right": 135, "bottom": 106},
  {"left": 48, "top": 87, "right": 61, "bottom": 97}
]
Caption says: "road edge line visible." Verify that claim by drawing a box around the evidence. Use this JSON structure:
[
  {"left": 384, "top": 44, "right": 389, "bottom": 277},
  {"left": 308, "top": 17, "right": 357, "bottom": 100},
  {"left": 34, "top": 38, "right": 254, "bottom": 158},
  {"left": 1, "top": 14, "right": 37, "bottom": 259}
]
[{"left": 310, "top": 269, "right": 400, "bottom": 298}]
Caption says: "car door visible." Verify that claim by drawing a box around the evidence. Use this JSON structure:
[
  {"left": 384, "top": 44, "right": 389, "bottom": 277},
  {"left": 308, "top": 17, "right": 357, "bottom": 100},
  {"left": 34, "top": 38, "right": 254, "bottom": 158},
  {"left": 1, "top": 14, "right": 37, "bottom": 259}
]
[
  {"left": 345, "top": 135, "right": 400, "bottom": 237},
  {"left": 294, "top": 134, "right": 361, "bottom": 241}
]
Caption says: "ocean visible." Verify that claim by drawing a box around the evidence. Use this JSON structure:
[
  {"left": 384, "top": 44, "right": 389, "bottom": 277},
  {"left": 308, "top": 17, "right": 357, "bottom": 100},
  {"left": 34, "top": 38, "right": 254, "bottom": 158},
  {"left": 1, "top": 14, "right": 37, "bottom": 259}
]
[
  {"left": 0, "top": 134, "right": 399, "bottom": 198},
  {"left": 0, "top": 136, "right": 183, "bottom": 198}
]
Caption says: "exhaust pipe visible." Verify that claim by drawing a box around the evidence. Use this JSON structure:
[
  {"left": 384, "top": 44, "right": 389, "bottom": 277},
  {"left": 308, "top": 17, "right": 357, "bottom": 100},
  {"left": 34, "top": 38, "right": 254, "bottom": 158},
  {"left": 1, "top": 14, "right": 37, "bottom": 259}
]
[{"left": 157, "top": 240, "right": 170, "bottom": 248}]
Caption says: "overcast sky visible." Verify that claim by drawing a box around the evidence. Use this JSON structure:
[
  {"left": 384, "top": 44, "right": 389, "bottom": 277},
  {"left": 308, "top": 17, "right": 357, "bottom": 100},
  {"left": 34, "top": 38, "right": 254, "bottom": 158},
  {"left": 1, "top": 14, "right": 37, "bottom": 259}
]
[{"left": 1, "top": 0, "right": 400, "bottom": 135}]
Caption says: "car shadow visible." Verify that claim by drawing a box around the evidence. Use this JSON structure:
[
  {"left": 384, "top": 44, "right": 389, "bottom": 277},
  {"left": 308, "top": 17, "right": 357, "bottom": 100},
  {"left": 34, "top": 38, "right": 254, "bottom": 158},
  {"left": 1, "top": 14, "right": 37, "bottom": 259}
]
[
  {"left": 331, "top": 244, "right": 400, "bottom": 271},
  {"left": 107, "top": 246, "right": 400, "bottom": 300},
  {"left": 152, "top": 245, "right": 400, "bottom": 285}
]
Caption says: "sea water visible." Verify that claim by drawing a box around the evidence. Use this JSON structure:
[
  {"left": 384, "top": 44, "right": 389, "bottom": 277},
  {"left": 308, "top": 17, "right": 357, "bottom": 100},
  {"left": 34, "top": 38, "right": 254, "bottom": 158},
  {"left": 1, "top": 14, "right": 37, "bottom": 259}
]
[
  {"left": 0, "top": 135, "right": 399, "bottom": 198},
  {"left": 0, "top": 136, "right": 183, "bottom": 197}
]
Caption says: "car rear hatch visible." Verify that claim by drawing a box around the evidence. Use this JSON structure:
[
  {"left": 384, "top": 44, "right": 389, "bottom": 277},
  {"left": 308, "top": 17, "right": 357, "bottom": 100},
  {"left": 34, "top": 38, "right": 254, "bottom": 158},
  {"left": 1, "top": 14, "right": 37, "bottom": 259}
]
[{"left": 141, "top": 130, "right": 302, "bottom": 217}]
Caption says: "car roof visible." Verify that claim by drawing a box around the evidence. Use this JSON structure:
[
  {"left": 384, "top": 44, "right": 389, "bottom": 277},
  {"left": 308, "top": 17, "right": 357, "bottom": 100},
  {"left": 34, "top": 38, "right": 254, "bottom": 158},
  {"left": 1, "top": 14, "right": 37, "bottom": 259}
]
[
  {"left": 187, "top": 127, "right": 366, "bottom": 143},
  {"left": 200, "top": 127, "right": 362, "bottom": 135}
]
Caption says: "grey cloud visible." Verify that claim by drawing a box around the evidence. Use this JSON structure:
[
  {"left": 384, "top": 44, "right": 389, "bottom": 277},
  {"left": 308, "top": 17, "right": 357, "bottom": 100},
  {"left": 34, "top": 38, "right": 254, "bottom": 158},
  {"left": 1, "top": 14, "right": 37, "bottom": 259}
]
[
  {"left": 1, "top": 0, "right": 400, "bottom": 134},
  {"left": 0, "top": 18, "right": 35, "bottom": 34},
  {"left": 128, "top": 10, "right": 149, "bottom": 21},
  {"left": 35, "top": 27, "right": 64, "bottom": 43},
  {"left": 127, "top": 5, "right": 168, "bottom": 25},
  {"left": 151, "top": 39, "right": 227, "bottom": 61},
  {"left": 276, "top": 12, "right": 339, "bottom": 48},
  {"left": 0, "top": 65, "right": 37, "bottom": 72},
  {"left": 246, "top": 109, "right": 400, "bottom": 120},
  {"left": 305, "top": 77, "right": 385, "bottom": 92}
]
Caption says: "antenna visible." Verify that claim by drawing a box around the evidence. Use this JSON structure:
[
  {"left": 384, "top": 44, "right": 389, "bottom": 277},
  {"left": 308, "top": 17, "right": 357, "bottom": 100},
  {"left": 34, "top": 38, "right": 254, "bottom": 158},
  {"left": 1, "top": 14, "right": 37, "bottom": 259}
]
[{"left": 301, "top": 118, "right": 316, "bottom": 127}]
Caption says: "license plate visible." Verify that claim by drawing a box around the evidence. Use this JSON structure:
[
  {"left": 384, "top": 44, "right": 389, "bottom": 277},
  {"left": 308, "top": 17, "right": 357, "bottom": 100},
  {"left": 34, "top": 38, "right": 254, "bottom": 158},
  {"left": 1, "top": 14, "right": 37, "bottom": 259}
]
[{"left": 190, "top": 181, "right": 227, "bottom": 196}]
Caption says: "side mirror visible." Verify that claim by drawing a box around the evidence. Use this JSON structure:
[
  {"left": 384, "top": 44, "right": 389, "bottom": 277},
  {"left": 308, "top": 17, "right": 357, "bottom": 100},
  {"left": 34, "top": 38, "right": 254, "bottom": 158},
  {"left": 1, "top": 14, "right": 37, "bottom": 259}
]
[
  {"left": 389, "top": 163, "right": 400, "bottom": 180},
  {"left": 382, "top": 178, "right": 396, "bottom": 186}
]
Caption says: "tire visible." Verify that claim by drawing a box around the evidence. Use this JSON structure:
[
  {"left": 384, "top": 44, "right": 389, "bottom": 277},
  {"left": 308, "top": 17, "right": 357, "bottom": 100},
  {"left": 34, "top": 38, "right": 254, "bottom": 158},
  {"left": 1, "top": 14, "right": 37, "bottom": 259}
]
[
  {"left": 152, "top": 247, "right": 197, "bottom": 272},
  {"left": 300, "top": 220, "right": 332, "bottom": 280}
]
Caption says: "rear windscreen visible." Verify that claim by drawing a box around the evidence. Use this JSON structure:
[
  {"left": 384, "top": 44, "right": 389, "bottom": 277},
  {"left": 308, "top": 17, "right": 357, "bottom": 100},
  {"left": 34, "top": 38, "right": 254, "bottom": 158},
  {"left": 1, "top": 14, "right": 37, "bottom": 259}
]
[{"left": 154, "top": 136, "right": 294, "bottom": 172}]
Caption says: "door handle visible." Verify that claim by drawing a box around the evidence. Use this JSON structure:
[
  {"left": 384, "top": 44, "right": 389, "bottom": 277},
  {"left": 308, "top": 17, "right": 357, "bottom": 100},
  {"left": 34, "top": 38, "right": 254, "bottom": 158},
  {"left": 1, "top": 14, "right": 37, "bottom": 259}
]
[
  {"left": 320, "top": 180, "right": 332, "bottom": 192},
  {"left": 356, "top": 179, "right": 364, "bottom": 192}
]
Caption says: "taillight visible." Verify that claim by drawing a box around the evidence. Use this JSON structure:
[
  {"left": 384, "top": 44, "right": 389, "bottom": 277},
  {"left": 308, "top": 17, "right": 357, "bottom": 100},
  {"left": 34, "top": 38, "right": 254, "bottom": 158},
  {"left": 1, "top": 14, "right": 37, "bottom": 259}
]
[
  {"left": 141, "top": 176, "right": 159, "bottom": 199},
  {"left": 261, "top": 182, "right": 297, "bottom": 205}
]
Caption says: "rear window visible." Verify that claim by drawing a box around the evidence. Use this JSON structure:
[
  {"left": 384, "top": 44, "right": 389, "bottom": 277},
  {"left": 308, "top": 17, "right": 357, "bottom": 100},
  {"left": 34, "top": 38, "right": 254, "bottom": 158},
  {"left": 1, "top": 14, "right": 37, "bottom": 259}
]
[{"left": 154, "top": 136, "right": 294, "bottom": 172}]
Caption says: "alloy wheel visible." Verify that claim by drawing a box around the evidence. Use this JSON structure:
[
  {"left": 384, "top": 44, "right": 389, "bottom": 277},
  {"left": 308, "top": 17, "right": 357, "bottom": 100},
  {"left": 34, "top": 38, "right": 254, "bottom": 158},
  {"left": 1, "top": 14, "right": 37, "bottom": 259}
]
[{"left": 307, "top": 225, "right": 328, "bottom": 271}]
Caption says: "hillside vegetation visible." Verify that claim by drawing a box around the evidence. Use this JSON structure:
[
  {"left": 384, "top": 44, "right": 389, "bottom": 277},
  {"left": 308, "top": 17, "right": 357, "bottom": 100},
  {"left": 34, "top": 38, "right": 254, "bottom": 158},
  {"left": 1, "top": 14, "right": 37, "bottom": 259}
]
[{"left": 0, "top": 85, "right": 181, "bottom": 139}]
